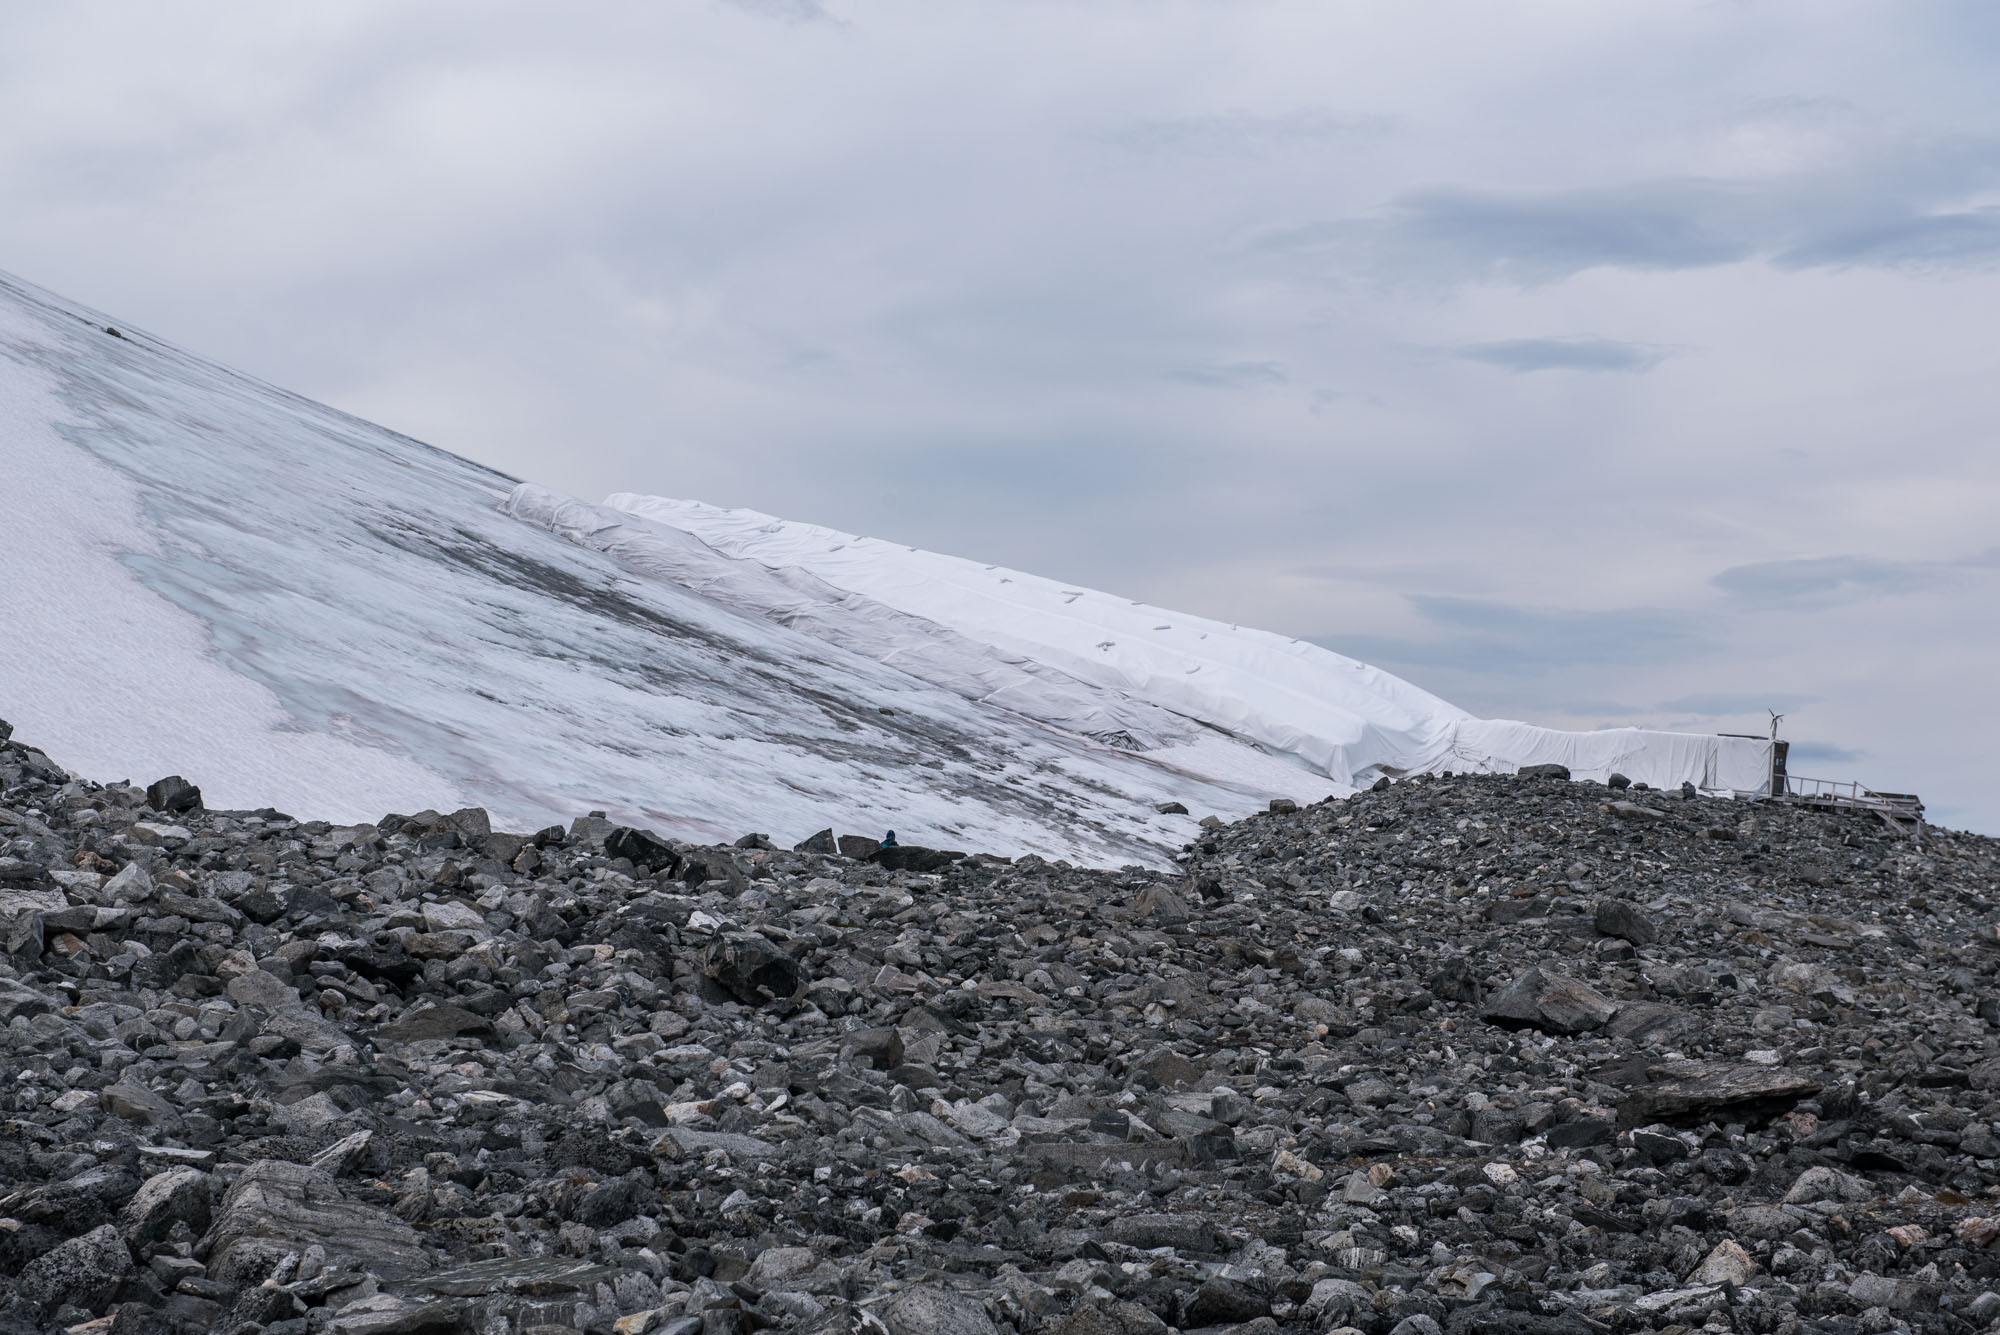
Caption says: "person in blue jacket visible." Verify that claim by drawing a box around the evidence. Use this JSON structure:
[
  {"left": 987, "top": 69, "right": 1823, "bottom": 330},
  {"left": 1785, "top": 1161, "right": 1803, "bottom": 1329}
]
[{"left": 880, "top": 830, "right": 898, "bottom": 849}]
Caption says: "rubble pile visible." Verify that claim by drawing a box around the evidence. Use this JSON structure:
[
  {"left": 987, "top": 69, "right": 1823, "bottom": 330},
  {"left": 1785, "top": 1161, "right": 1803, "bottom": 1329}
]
[{"left": 5, "top": 715, "right": 2000, "bottom": 1335}]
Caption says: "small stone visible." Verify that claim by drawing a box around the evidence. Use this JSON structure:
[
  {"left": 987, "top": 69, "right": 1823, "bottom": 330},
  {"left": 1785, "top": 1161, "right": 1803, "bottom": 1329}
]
[
  {"left": 118, "top": 1169, "right": 212, "bottom": 1250},
  {"left": 1686, "top": 1238, "right": 1757, "bottom": 1286},
  {"left": 145, "top": 775, "right": 203, "bottom": 814},
  {"left": 1593, "top": 899, "right": 1658, "bottom": 946},
  {"left": 1181, "top": 1277, "right": 1269, "bottom": 1327},
  {"left": 227, "top": 969, "right": 301, "bottom": 1008},
  {"left": 840, "top": 1026, "right": 905, "bottom": 1071},
  {"left": 102, "top": 862, "right": 155, "bottom": 903},
  {"left": 1782, "top": 1165, "right": 1874, "bottom": 1205},
  {"left": 606, "top": 825, "right": 682, "bottom": 874},
  {"left": 376, "top": 1004, "right": 493, "bottom": 1044},
  {"left": 704, "top": 934, "right": 804, "bottom": 1005},
  {"left": 420, "top": 899, "right": 488, "bottom": 933},
  {"left": 101, "top": 1080, "right": 179, "bottom": 1129},
  {"left": 792, "top": 828, "right": 838, "bottom": 855},
  {"left": 1108, "top": 1214, "right": 1216, "bottom": 1254}
]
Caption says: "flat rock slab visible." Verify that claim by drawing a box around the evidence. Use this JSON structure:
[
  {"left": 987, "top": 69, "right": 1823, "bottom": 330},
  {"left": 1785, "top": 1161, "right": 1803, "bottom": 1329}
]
[
  {"left": 375, "top": 1004, "right": 494, "bottom": 1044},
  {"left": 876, "top": 1284, "right": 1001, "bottom": 1335},
  {"left": 1479, "top": 968, "right": 1619, "bottom": 1035},
  {"left": 1024, "top": 1138, "right": 1197, "bottom": 1178},
  {"left": 203, "top": 1159, "right": 430, "bottom": 1282},
  {"left": 1617, "top": 1060, "right": 1821, "bottom": 1128},
  {"left": 413, "top": 1256, "right": 624, "bottom": 1299},
  {"left": 660, "top": 1127, "right": 787, "bottom": 1162},
  {"left": 0, "top": 976, "right": 57, "bottom": 1022}
]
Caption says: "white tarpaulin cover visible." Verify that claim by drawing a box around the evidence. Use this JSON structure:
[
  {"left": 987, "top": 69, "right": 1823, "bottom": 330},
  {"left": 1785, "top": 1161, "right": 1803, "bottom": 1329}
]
[
  {"left": 0, "top": 265, "right": 1770, "bottom": 871},
  {"left": 595, "top": 492, "right": 1776, "bottom": 797}
]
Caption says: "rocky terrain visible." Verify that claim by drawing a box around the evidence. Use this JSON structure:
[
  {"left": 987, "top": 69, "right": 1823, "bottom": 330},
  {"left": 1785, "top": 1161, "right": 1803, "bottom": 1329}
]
[{"left": 5, "top": 716, "right": 2000, "bottom": 1335}]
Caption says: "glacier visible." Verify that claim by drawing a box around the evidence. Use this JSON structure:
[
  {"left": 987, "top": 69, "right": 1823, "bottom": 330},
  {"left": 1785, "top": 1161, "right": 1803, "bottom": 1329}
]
[{"left": 0, "top": 267, "right": 1769, "bottom": 867}]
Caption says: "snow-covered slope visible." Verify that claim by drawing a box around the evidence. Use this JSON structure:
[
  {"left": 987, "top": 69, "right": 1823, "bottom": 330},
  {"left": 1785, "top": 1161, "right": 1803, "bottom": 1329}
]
[
  {"left": 0, "top": 267, "right": 1766, "bottom": 867},
  {"left": 0, "top": 270, "right": 1319, "bottom": 865},
  {"left": 603, "top": 493, "right": 1472, "bottom": 786},
  {"left": 567, "top": 494, "right": 1777, "bottom": 798}
]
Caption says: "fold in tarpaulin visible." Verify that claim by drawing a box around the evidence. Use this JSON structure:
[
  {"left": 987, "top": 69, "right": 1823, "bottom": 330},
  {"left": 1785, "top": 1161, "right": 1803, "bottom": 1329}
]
[{"left": 539, "top": 489, "right": 1778, "bottom": 799}]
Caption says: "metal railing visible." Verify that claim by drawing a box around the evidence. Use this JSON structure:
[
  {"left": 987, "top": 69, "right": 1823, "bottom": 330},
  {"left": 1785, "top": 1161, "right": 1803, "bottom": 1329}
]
[{"left": 1780, "top": 774, "right": 1924, "bottom": 822}]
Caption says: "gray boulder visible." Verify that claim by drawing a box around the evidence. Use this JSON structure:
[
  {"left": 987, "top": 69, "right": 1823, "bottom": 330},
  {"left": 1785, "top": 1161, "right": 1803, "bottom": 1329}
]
[
  {"left": 1480, "top": 968, "right": 1619, "bottom": 1034},
  {"left": 119, "top": 1168, "right": 213, "bottom": 1250},
  {"left": 877, "top": 1285, "right": 1000, "bottom": 1335},
  {"left": 1594, "top": 899, "right": 1659, "bottom": 946},
  {"left": 18, "top": 1222, "right": 134, "bottom": 1314},
  {"left": 202, "top": 1159, "right": 430, "bottom": 1284},
  {"left": 145, "top": 774, "right": 203, "bottom": 814}
]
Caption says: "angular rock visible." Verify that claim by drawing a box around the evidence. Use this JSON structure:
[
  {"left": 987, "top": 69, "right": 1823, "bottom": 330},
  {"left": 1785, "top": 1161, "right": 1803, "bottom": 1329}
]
[
  {"left": 704, "top": 933, "right": 804, "bottom": 1005},
  {"left": 145, "top": 774, "right": 203, "bottom": 814},
  {"left": 1426, "top": 958, "right": 1482, "bottom": 1004},
  {"left": 1783, "top": 1165, "right": 1873, "bottom": 1205},
  {"left": 118, "top": 1169, "right": 212, "bottom": 1250},
  {"left": 1593, "top": 898, "right": 1658, "bottom": 946},
  {"left": 792, "top": 828, "right": 838, "bottom": 856},
  {"left": 202, "top": 1159, "right": 430, "bottom": 1283},
  {"left": 1479, "top": 968, "right": 1619, "bottom": 1034},
  {"left": 18, "top": 1223, "right": 134, "bottom": 1314},
  {"left": 0, "top": 976, "right": 57, "bottom": 1021},
  {"left": 227, "top": 968, "right": 302, "bottom": 1008},
  {"left": 1619, "top": 1061, "right": 1820, "bottom": 1128},
  {"left": 840, "top": 1026, "right": 904, "bottom": 1071},
  {"left": 102, "top": 1080, "right": 180, "bottom": 1130},
  {"left": 1181, "top": 1277, "right": 1268, "bottom": 1327},
  {"left": 869, "top": 844, "right": 962, "bottom": 873},
  {"left": 877, "top": 1285, "right": 1001, "bottom": 1335},
  {"left": 376, "top": 1004, "right": 494, "bottom": 1044},
  {"left": 606, "top": 824, "right": 682, "bottom": 875},
  {"left": 1687, "top": 1239, "right": 1756, "bottom": 1287},
  {"left": 1108, "top": 1213, "right": 1217, "bottom": 1254}
]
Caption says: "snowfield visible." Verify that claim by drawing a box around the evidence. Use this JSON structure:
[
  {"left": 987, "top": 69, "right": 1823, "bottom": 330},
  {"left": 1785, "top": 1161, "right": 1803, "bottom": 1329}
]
[{"left": 0, "top": 268, "right": 1766, "bottom": 866}]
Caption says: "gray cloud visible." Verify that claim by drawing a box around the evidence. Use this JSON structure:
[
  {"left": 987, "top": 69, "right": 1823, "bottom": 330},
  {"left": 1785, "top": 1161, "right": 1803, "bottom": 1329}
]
[
  {"left": 1382, "top": 182, "right": 1757, "bottom": 280},
  {"left": 1167, "top": 360, "right": 1288, "bottom": 388},
  {"left": 1454, "top": 336, "right": 1669, "bottom": 374},
  {"left": 1712, "top": 550, "right": 2000, "bottom": 607},
  {"left": 1655, "top": 692, "right": 1819, "bottom": 716},
  {"left": 1255, "top": 128, "right": 2000, "bottom": 285},
  {"left": 1326, "top": 596, "right": 1709, "bottom": 678},
  {"left": 1786, "top": 740, "right": 1868, "bottom": 767},
  {"left": 717, "top": 0, "right": 840, "bottom": 23},
  {"left": 1779, "top": 207, "right": 2000, "bottom": 270},
  {"left": 1104, "top": 108, "right": 1388, "bottom": 160},
  {"left": 1712, "top": 555, "right": 1926, "bottom": 605}
]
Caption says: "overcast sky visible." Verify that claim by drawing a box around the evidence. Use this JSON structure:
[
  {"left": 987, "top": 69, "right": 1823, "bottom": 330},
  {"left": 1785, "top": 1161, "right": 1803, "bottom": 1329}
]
[{"left": 4, "top": 1, "right": 1997, "bottom": 830}]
